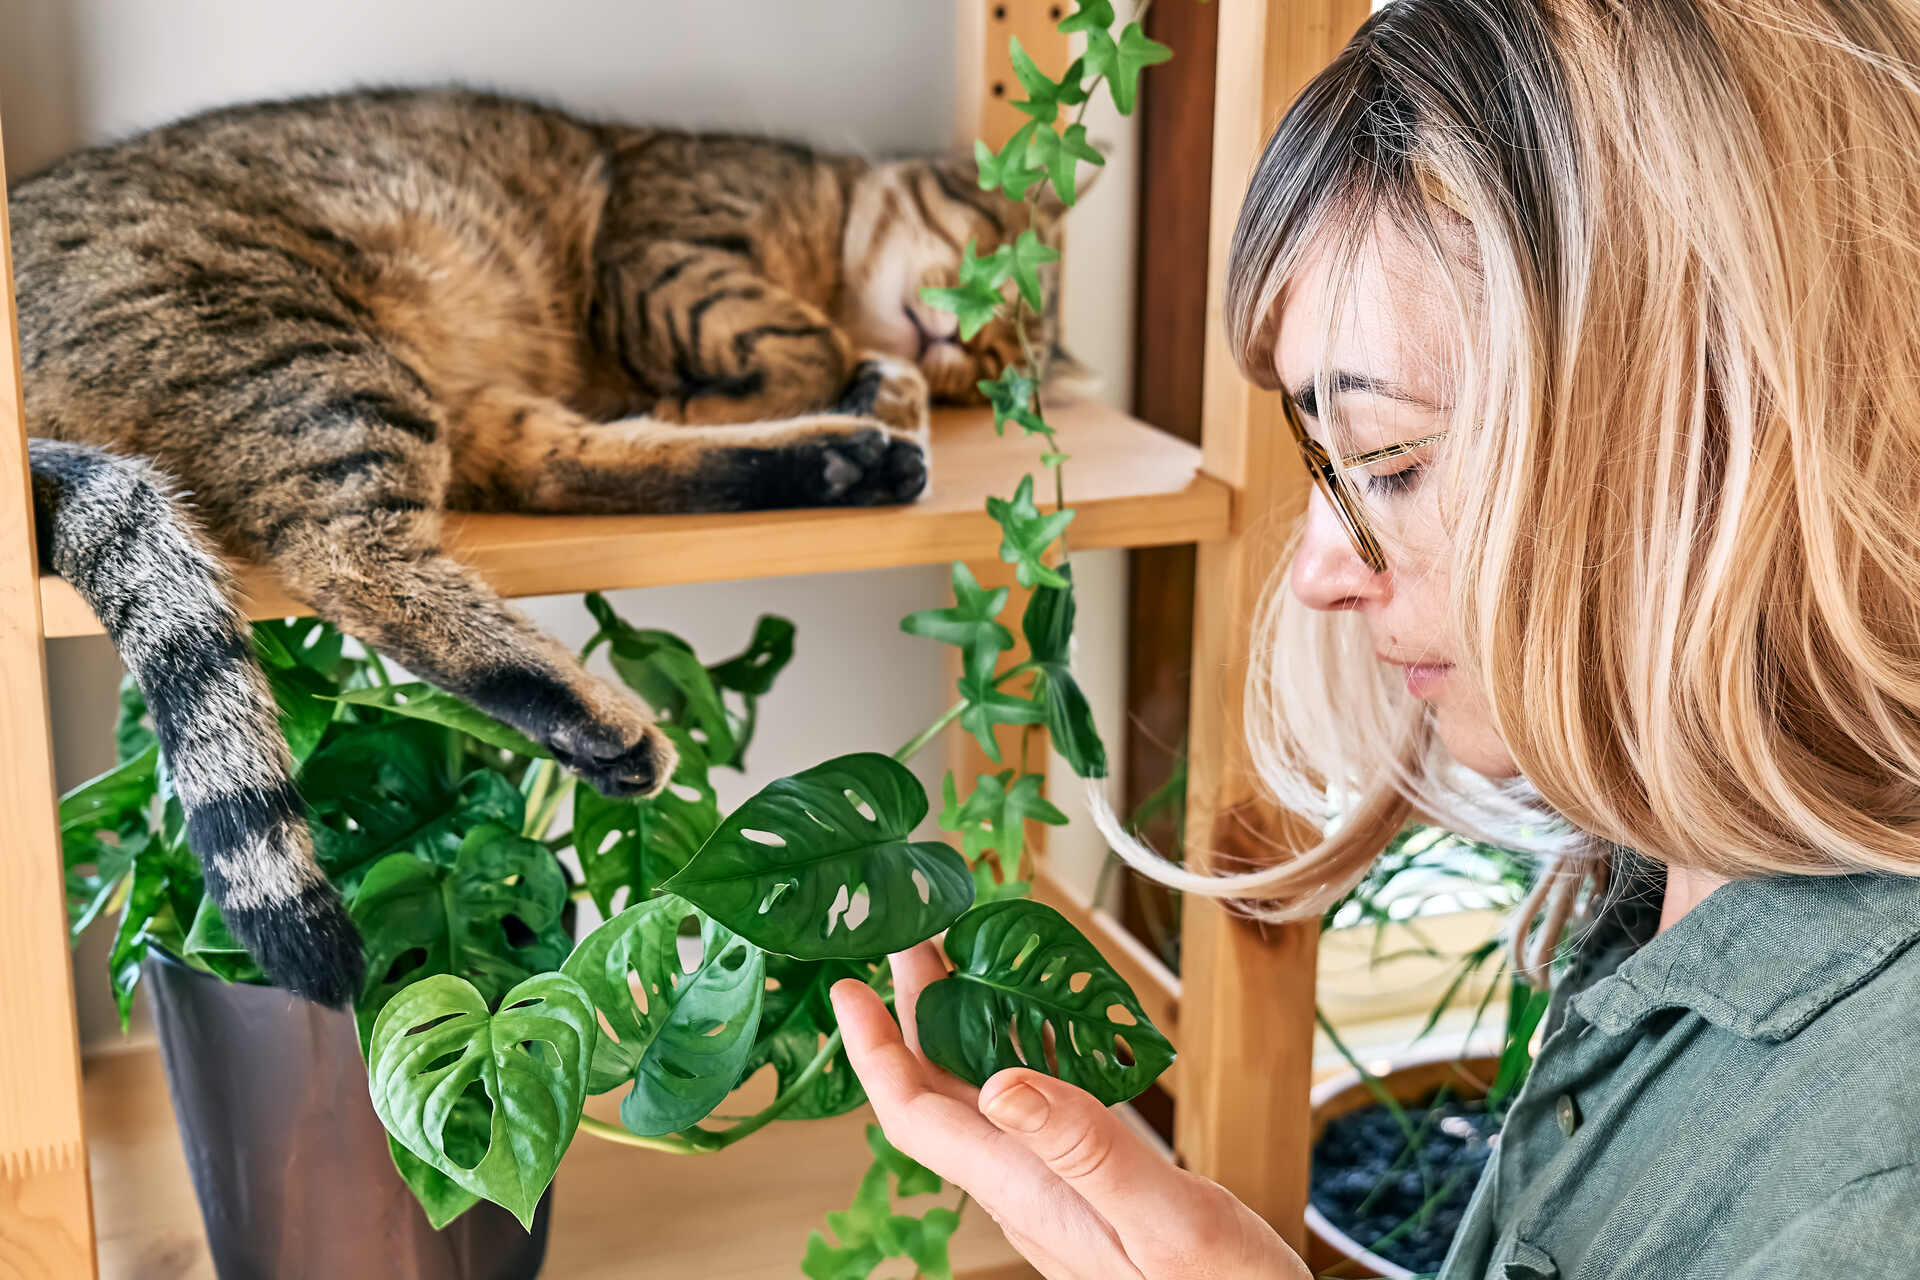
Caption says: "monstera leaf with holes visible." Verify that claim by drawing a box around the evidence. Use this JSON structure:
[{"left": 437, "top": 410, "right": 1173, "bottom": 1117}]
[
  {"left": 350, "top": 824, "right": 572, "bottom": 1048},
  {"left": 744, "top": 955, "right": 872, "bottom": 1121},
  {"left": 562, "top": 895, "right": 766, "bottom": 1136},
  {"left": 662, "top": 754, "right": 974, "bottom": 960},
  {"left": 916, "top": 899, "right": 1175, "bottom": 1105},
  {"left": 368, "top": 972, "right": 595, "bottom": 1229}
]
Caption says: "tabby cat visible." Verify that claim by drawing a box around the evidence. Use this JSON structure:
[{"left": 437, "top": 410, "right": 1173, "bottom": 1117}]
[{"left": 14, "top": 87, "right": 1086, "bottom": 1005}]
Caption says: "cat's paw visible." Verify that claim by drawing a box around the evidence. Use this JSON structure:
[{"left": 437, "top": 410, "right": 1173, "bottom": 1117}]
[
  {"left": 816, "top": 426, "right": 928, "bottom": 506},
  {"left": 835, "top": 355, "right": 930, "bottom": 437},
  {"left": 546, "top": 718, "right": 677, "bottom": 798}
]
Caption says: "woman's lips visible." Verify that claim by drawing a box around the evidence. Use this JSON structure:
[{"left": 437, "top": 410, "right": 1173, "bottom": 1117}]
[{"left": 1402, "top": 662, "right": 1452, "bottom": 698}]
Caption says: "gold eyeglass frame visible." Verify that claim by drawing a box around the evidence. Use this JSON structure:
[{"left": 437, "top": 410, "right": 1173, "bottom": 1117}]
[{"left": 1279, "top": 385, "right": 1448, "bottom": 574}]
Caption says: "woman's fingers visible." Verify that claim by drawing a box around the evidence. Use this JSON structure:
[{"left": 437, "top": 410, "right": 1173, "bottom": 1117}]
[
  {"left": 887, "top": 940, "right": 950, "bottom": 1059},
  {"left": 831, "top": 979, "right": 1143, "bottom": 1279}
]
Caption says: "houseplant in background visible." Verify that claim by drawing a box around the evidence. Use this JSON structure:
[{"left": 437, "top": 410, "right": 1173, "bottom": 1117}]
[{"left": 62, "top": 5, "right": 1188, "bottom": 1278}]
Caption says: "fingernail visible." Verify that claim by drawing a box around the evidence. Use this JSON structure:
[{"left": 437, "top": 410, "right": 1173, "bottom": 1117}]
[{"left": 984, "top": 1083, "right": 1049, "bottom": 1133}]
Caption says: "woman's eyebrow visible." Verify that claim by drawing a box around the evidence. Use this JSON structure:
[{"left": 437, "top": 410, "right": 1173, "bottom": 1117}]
[{"left": 1287, "top": 370, "right": 1438, "bottom": 410}]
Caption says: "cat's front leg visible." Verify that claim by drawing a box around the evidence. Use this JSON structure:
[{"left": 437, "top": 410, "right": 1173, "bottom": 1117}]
[{"left": 831, "top": 352, "right": 932, "bottom": 444}]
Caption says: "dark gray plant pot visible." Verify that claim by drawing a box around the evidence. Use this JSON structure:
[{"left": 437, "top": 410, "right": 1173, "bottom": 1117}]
[{"left": 143, "top": 949, "right": 551, "bottom": 1280}]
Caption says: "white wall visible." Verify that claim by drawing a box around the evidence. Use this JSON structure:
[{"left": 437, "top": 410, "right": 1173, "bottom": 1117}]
[{"left": 0, "top": 0, "right": 1134, "bottom": 1048}]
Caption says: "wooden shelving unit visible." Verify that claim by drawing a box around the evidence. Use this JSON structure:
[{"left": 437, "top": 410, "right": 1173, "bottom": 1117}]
[{"left": 0, "top": 1, "right": 1375, "bottom": 1275}]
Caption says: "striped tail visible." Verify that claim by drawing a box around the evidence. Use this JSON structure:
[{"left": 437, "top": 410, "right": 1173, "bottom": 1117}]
[{"left": 30, "top": 440, "right": 364, "bottom": 1006}]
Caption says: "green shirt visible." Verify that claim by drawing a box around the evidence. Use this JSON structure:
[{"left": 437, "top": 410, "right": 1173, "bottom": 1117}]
[{"left": 1437, "top": 848, "right": 1920, "bottom": 1278}]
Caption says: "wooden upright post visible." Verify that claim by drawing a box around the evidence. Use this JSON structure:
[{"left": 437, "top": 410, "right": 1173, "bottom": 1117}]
[
  {"left": 1175, "top": 0, "right": 1371, "bottom": 1251},
  {"left": 0, "top": 116, "right": 101, "bottom": 1278}
]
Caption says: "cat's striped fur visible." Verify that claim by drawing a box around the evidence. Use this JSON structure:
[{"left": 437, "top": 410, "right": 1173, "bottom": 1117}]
[
  {"left": 13, "top": 87, "right": 1079, "bottom": 1002},
  {"left": 30, "top": 441, "right": 361, "bottom": 1004}
]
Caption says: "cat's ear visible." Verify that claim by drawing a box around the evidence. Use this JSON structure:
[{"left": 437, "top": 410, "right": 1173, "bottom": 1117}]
[{"left": 1033, "top": 137, "right": 1115, "bottom": 219}]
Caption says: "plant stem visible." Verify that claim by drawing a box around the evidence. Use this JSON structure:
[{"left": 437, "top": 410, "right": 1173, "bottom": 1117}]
[
  {"left": 705, "top": 1028, "right": 846, "bottom": 1149},
  {"left": 528, "top": 775, "right": 574, "bottom": 842},
  {"left": 895, "top": 701, "right": 963, "bottom": 764},
  {"left": 521, "top": 759, "right": 555, "bottom": 835},
  {"left": 576, "top": 1115, "right": 721, "bottom": 1155}
]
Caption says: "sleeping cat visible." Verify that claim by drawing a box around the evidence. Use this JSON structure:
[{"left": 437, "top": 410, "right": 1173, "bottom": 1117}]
[{"left": 14, "top": 87, "right": 1085, "bottom": 1005}]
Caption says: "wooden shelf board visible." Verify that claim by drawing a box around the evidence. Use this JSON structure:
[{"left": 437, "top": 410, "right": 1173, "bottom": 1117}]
[
  {"left": 40, "top": 399, "right": 1228, "bottom": 639},
  {"left": 85, "top": 1042, "right": 1039, "bottom": 1280}
]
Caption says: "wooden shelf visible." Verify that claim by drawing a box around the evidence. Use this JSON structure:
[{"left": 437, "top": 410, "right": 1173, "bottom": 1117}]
[
  {"left": 38, "top": 399, "right": 1229, "bottom": 639},
  {"left": 85, "top": 1043, "right": 1040, "bottom": 1280}
]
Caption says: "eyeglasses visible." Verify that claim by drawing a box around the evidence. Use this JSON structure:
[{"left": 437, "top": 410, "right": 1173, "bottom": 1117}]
[{"left": 1280, "top": 385, "right": 1448, "bottom": 574}]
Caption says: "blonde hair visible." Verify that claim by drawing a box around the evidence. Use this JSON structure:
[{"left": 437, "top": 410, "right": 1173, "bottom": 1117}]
[{"left": 1094, "top": 0, "right": 1920, "bottom": 985}]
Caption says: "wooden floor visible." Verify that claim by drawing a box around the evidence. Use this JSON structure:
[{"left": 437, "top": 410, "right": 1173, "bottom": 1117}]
[{"left": 85, "top": 1046, "right": 1039, "bottom": 1280}]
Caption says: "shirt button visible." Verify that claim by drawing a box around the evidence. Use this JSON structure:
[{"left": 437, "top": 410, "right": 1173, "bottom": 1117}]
[{"left": 1556, "top": 1093, "right": 1580, "bottom": 1136}]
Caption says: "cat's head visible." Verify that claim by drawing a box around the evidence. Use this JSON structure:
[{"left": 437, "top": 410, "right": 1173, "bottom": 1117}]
[{"left": 839, "top": 155, "right": 1100, "bottom": 404}]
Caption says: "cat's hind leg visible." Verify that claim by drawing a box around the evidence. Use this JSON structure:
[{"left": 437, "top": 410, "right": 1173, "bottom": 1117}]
[{"left": 449, "top": 390, "right": 927, "bottom": 515}]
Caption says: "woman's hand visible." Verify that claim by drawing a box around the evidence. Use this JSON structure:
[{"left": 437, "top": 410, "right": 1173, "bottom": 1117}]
[{"left": 830, "top": 942, "right": 1312, "bottom": 1280}]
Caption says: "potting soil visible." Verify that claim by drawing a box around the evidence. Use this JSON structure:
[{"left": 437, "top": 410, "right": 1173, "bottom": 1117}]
[{"left": 1309, "top": 1089, "right": 1502, "bottom": 1276}]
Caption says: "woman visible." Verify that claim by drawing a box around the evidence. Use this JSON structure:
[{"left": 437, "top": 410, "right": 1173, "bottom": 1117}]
[{"left": 833, "top": 0, "right": 1920, "bottom": 1275}]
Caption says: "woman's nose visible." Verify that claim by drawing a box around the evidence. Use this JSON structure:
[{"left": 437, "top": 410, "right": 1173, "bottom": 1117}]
[{"left": 1289, "top": 489, "right": 1384, "bottom": 611}]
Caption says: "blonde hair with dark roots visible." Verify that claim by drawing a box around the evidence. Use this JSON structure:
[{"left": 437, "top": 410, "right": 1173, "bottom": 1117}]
[{"left": 1092, "top": 0, "right": 1920, "bottom": 986}]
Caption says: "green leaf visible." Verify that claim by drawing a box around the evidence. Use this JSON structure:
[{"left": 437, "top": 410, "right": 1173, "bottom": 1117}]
[
  {"left": 805, "top": 1127, "right": 960, "bottom": 1280},
  {"left": 985, "top": 474, "right": 1075, "bottom": 589},
  {"left": 921, "top": 239, "right": 1010, "bottom": 341},
  {"left": 182, "top": 895, "right": 267, "bottom": 984},
  {"left": 586, "top": 596, "right": 741, "bottom": 767},
  {"left": 349, "top": 824, "right": 572, "bottom": 1048},
  {"left": 1056, "top": 0, "right": 1115, "bottom": 34},
  {"left": 368, "top": 972, "right": 594, "bottom": 1229},
  {"left": 1027, "top": 121, "right": 1106, "bottom": 209},
  {"left": 973, "top": 122, "right": 1044, "bottom": 202},
  {"left": 332, "top": 684, "right": 549, "bottom": 759},
  {"left": 938, "top": 770, "right": 1067, "bottom": 883},
  {"left": 801, "top": 1231, "right": 885, "bottom": 1280},
  {"left": 977, "top": 366, "right": 1048, "bottom": 439},
  {"left": 917, "top": 899, "right": 1176, "bottom": 1104},
  {"left": 572, "top": 739, "right": 719, "bottom": 917},
  {"left": 662, "top": 753, "right": 974, "bottom": 960},
  {"left": 387, "top": 1136, "right": 482, "bottom": 1230},
  {"left": 901, "top": 562, "right": 1015, "bottom": 696},
  {"left": 113, "top": 675, "right": 155, "bottom": 764},
  {"left": 742, "top": 955, "right": 869, "bottom": 1120},
  {"left": 562, "top": 896, "right": 765, "bottom": 1135},
  {"left": 1008, "top": 229, "right": 1061, "bottom": 312},
  {"left": 707, "top": 615, "right": 797, "bottom": 767},
  {"left": 1093, "top": 22, "right": 1173, "bottom": 115},
  {"left": 306, "top": 723, "right": 526, "bottom": 887},
  {"left": 1021, "top": 570, "right": 1109, "bottom": 778},
  {"left": 1007, "top": 35, "right": 1064, "bottom": 124},
  {"left": 61, "top": 745, "right": 158, "bottom": 938}
]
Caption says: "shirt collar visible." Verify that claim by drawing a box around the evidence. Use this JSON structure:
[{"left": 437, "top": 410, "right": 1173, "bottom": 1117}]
[{"left": 1570, "top": 847, "right": 1920, "bottom": 1043}]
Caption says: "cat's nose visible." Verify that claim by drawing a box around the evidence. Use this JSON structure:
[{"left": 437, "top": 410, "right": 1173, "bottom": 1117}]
[{"left": 903, "top": 303, "right": 959, "bottom": 359}]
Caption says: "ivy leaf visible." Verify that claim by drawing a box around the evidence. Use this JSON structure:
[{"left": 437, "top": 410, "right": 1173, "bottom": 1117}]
[
  {"left": 367, "top": 972, "right": 595, "bottom": 1229},
  {"left": 1008, "top": 35, "right": 1066, "bottom": 124},
  {"left": 1022, "top": 569, "right": 1109, "bottom": 778},
  {"left": 986, "top": 474, "right": 1076, "bottom": 589},
  {"left": 349, "top": 823, "right": 572, "bottom": 1048},
  {"left": 917, "top": 899, "right": 1176, "bottom": 1104},
  {"left": 939, "top": 770, "right": 1068, "bottom": 883},
  {"left": 973, "top": 123, "right": 1045, "bottom": 202},
  {"left": 1056, "top": 0, "right": 1116, "bottom": 34},
  {"left": 332, "top": 683, "right": 548, "bottom": 760},
  {"left": 562, "top": 896, "right": 765, "bottom": 1136},
  {"left": 866, "top": 1119, "right": 943, "bottom": 1199},
  {"left": 805, "top": 1128, "right": 960, "bottom": 1280},
  {"left": 662, "top": 753, "right": 974, "bottom": 961},
  {"left": 1008, "top": 228, "right": 1062, "bottom": 312},
  {"left": 977, "top": 366, "right": 1048, "bottom": 439},
  {"left": 901, "top": 561, "right": 1014, "bottom": 689},
  {"left": 955, "top": 677, "right": 1046, "bottom": 765},
  {"left": 1098, "top": 22, "right": 1174, "bottom": 115},
  {"left": 1027, "top": 121, "right": 1105, "bottom": 209},
  {"left": 921, "top": 239, "right": 1012, "bottom": 341}
]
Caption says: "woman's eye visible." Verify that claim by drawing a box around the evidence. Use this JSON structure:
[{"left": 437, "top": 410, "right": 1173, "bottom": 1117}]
[{"left": 1361, "top": 463, "right": 1423, "bottom": 497}]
